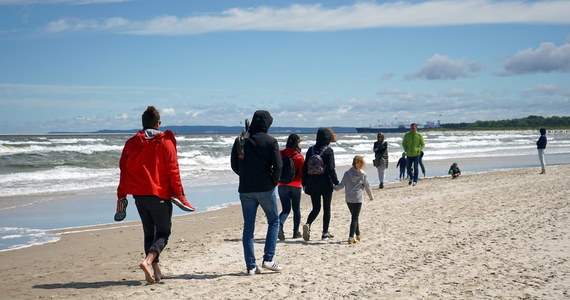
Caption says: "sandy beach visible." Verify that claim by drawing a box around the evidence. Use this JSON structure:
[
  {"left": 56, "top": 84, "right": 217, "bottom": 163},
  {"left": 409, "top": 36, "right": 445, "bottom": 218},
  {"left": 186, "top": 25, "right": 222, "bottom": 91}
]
[{"left": 0, "top": 165, "right": 568, "bottom": 299}]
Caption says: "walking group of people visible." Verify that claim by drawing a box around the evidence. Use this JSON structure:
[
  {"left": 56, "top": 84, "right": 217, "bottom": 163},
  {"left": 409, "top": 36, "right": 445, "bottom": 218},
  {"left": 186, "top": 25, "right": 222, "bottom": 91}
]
[{"left": 114, "top": 107, "right": 550, "bottom": 282}]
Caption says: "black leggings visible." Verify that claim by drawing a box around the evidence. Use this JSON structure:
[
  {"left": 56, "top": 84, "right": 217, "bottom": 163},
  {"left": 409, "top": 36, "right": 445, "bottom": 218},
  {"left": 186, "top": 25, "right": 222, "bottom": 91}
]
[
  {"left": 134, "top": 195, "right": 173, "bottom": 263},
  {"left": 306, "top": 191, "right": 333, "bottom": 233},
  {"left": 346, "top": 202, "right": 362, "bottom": 238}
]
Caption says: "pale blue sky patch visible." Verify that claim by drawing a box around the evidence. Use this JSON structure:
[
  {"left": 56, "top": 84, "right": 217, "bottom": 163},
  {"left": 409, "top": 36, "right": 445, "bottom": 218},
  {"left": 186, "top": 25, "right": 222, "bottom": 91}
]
[{"left": 1, "top": 0, "right": 569, "bottom": 133}]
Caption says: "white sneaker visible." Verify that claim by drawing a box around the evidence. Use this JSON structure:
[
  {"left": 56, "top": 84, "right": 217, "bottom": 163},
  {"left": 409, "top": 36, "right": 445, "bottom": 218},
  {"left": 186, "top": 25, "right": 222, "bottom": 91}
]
[
  {"left": 262, "top": 260, "right": 283, "bottom": 272},
  {"left": 412, "top": 181, "right": 417, "bottom": 186},
  {"left": 246, "top": 265, "right": 261, "bottom": 275}
]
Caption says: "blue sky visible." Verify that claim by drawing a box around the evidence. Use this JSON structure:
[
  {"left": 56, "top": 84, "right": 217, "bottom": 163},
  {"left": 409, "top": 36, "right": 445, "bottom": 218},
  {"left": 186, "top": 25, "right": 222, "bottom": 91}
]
[{"left": 1, "top": 0, "right": 569, "bottom": 134}]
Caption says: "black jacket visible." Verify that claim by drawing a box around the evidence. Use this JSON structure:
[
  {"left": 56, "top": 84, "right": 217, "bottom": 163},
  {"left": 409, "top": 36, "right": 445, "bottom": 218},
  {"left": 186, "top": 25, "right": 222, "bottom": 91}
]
[
  {"left": 302, "top": 128, "right": 339, "bottom": 195},
  {"left": 231, "top": 110, "right": 282, "bottom": 193},
  {"left": 536, "top": 135, "right": 547, "bottom": 149}
]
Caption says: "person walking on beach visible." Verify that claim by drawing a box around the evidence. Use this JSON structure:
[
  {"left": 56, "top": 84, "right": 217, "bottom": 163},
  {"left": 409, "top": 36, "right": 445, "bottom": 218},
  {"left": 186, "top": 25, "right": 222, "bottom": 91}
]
[
  {"left": 334, "top": 156, "right": 374, "bottom": 244},
  {"left": 231, "top": 110, "right": 283, "bottom": 275},
  {"left": 278, "top": 134, "right": 305, "bottom": 241},
  {"left": 302, "top": 128, "right": 339, "bottom": 241},
  {"left": 396, "top": 152, "right": 407, "bottom": 181},
  {"left": 116, "top": 106, "right": 195, "bottom": 284},
  {"left": 537, "top": 128, "right": 548, "bottom": 174},
  {"left": 373, "top": 132, "right": 388, "bottom": 189},
  {"left": 402, "top": 123, "right": 425, "bottom": 186}
]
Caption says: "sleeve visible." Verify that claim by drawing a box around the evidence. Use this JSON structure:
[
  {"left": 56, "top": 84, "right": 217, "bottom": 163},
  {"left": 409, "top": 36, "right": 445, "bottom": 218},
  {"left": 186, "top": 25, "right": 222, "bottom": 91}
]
[
  {"left": 116, "top": 141, "right": 130, "bottom": 199},
  {"left": 271, "top": 139, "right": 282, "bottom": 185},
  {"left": 295, "top": 152, "right": 304, "bottom": 181},
  {"left": 402, "top": 134, "right": 409, "bottom": 154},
  {"left": 230, "top": 138, "right": 240, "bottom": 175},
  {"left": 334, "top": 172, "right": 347, "bottom": 191},
  {"left": 302, "top": 147, "right": 312, "bottom": 186},
  {"left": 326, "top": 148, "right": 339, "bottom": 186},
  {"left": 164, "top": 136, "right": 184, "bottom": 196},
  {"left": 363, "top": 174, "right": 373, "bottom": 200},
  {"left": 419, "top": 134, "right": 425, "bottom": 151}
]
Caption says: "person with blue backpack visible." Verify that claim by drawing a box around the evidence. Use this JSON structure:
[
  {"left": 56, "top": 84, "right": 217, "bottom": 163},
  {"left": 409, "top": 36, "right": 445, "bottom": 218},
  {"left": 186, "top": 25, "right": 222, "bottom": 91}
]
[
  {"left": 302, "top": 128, "right": 339, "bottom": 241},
  {"left": 277, "top": 134, "right": 305, "bottom": 241}
]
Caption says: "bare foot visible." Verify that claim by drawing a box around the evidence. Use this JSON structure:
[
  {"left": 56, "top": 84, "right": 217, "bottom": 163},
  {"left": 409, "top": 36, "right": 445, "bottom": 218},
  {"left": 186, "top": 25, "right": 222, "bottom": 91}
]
[
  {"left": 139, "top": 261, "right": 155, "bottom": 283},
  {"left": 152, "top": 262, "right": 163, "bottom": 282}
]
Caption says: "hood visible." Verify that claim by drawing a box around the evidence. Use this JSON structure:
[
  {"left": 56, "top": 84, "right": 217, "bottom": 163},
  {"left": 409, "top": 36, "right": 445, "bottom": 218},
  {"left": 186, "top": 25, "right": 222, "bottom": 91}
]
[
  {"left": 248, "top": 110, "right": 273, "bottom": 134},
  {"left": 315, "top": 127, "right": 331, "bottom": 146},
  {"left": 347, "top": 167, "right": 365, "bottom": 183},
  {"left": 133, "top": 129, "right": 175, "bottom": 146}
]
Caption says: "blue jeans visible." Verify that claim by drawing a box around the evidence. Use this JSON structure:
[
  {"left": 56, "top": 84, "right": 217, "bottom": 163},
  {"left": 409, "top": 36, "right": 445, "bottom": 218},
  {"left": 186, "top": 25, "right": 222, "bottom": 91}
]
[
  {"left": 407, "top": 156, "right": 420, "bottom": 183},
  {"left": 278, "top": 185, "right": 302, "bottom": 233},
  {"left": 239, "top": 189, "right": 279, "bottom": 269}
]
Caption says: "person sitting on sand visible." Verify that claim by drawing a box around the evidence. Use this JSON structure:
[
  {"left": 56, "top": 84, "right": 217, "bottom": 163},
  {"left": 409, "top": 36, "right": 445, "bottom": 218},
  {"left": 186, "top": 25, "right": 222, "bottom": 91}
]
[
  {"left": 449, "top": 163, "right": 461, "bottom": 179},
  {"left": 116, "top": 106, "right": 195, "bottom": 284},
  {"left": 334, "top": 156, "right": 374, "bottom": 244}
]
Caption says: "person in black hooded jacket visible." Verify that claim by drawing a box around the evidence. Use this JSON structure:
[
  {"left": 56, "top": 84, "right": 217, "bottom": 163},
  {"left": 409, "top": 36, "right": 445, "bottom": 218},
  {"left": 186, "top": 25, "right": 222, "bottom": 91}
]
[
  {"left": 301, "top": 127, "right": 339, "bottom": 241},
  {"left": 230, "top": 110, "right": 283, "bottom": 275}
]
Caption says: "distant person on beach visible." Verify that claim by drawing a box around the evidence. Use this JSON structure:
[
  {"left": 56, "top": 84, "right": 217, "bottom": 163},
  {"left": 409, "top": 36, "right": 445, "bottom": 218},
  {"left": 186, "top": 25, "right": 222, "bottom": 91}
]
[
  {"left": 302, "top": 128, "right": 339, "bottom": 241},
  {"left": 278, "top": 134, "right": 305, "bottom": 241},
  {"left": 334, "top": 156, "right": 374, "bottom": 244},
  {"left": 373, "top": 132, "right": 388, "bottom": 189},
  {"left": 419, "top": 150, "right": 426, "bottom": 178},
  {"left": 116, "top": 106, "right": 195, "bottom": 284},
  {"left": 449, "top": 163, "right": 461, "bottom": 179},
  {"left": 396, "top": 152, "right": 407, "bottom": 181},
  {"left": 537, "top": 128, "right": 547, "bottom": 174},
  {"left": 231, "top": 110, "right": 283, "bottom": 275},
  {"left": 402, "top": 123, "right": 425, "bottom": 186}
]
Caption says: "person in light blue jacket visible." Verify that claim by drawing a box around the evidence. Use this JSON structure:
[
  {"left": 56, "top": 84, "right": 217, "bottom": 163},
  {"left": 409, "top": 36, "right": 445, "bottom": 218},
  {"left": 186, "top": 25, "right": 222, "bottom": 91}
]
[{"left": 334, "top": 156, "right": 374, "bottom": 244}]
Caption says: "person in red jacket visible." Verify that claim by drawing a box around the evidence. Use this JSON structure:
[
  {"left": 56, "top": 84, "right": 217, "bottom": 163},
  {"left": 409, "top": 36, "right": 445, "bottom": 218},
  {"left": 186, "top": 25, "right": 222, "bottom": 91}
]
[
  {"left": 116, "top": 106, "right": 194, "bottom": 284},
  {"left": 277, "top": 134, "right": 305, "bottom": 241}
]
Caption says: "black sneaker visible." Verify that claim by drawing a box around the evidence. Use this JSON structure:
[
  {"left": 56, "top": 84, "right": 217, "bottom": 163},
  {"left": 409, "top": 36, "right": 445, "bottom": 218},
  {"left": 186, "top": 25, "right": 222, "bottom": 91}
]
[
  {"left": 380, "top": 182, "right": 384, "bottom": 189},
  {"left": 321, "top": 232, "right": 334, "bottom": 240},
  {"left": 292, "top": 231, "right": 302, "bottom": 239}
]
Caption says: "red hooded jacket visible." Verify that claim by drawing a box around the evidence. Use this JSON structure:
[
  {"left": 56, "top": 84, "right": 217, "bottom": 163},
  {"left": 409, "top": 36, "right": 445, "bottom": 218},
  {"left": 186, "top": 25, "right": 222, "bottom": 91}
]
[
  {"left": 277, "top": 147, "right": 304, "bottom": 188},
  {"left": 117, "top": 130, "right": 184, "bottom": 200}
]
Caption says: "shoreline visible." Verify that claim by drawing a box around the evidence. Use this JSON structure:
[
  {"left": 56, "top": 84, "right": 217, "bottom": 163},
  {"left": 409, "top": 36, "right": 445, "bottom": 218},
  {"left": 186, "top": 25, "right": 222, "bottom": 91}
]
[{"left": 0, "top": 165, "right": 568, "bottom": 299}]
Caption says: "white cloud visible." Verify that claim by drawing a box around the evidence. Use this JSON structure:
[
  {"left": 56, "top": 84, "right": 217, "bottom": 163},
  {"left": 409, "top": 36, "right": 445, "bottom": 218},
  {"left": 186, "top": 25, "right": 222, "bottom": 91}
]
[
  {"left": 405, "top": 54, "right": 485, "bottom": 80},
  {"left": 39, "top": 0, "right": 570, "bottom": 35},
  {"left": 0, "top": 0, "right": 131, "bottom": 5},
  {"left": 497, "top": 41, "right": 570, "bottom": 76},
  {"left": 160, "top": 107, "right": 176, "bottom": 117}
]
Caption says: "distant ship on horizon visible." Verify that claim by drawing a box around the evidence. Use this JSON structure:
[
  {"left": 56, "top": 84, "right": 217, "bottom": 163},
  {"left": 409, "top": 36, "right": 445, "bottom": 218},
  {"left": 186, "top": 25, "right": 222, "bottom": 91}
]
[{"left": 355, "top": 120, "right": 440, "bottom": 133}]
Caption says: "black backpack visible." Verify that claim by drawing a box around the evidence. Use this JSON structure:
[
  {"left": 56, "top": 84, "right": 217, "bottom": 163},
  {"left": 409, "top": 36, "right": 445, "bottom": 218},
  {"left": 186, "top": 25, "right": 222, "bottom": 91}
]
[{"left": 279, "top": 151, "right": 299, "bottom": 184}]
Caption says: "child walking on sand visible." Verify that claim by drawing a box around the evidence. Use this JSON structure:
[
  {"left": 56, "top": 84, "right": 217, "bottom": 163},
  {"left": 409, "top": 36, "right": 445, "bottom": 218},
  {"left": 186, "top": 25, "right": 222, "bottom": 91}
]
[
  {"left": 334, "top": 156, "right": 374, "bottom": 244},
  {"left": 396, "top": 152, "right": 407, "bottom": 181}
]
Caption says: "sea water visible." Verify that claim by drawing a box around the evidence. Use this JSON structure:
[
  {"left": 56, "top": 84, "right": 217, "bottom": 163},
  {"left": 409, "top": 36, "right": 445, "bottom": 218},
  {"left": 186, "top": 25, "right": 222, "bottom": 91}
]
[{"left": 1, "top": 130, "right": 569, "bottom": 251}]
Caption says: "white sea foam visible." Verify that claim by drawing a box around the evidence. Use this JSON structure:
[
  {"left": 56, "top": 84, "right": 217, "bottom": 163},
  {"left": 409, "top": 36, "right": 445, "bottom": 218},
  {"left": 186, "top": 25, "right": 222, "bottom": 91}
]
[{"left": 0, "top": 227, "right": 60, "bottom": 252}]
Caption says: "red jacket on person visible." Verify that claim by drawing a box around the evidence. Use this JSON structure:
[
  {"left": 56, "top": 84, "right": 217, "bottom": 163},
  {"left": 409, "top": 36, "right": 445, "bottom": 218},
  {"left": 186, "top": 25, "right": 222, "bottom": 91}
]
[
  {"left": 117, "top": 130, "right": 184, "bottom": 200},
  {"left": 277, "top": 147, "right": 304, "bottom": 188}
]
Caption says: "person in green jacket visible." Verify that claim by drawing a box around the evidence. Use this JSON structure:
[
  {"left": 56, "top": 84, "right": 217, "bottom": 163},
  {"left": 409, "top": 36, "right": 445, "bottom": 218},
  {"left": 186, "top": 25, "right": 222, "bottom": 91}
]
[{"left": 402, "top": 123, "right": 425, "bottom": 186}]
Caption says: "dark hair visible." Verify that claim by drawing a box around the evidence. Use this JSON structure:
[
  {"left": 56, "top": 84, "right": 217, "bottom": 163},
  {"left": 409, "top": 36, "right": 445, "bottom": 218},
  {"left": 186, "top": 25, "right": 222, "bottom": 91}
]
[
  {"left": 377, "top": 132, "right": 384, "bottom": 139},
  {"left": 142, "top": 106, "right": 160, "bottom": 129},
  {"left": 410, "top": 123, "right": 417, "bottom": 128},
  {"left": 286, "top": 133, "right": 301, "bottom": 148},
  {"left": 539, "top": 128, "right": 546, "bottom": 135}
]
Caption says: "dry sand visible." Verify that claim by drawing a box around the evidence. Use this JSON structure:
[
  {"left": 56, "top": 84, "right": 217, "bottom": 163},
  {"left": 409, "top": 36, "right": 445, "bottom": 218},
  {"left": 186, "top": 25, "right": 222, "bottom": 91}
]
[{"left": 0, "top": 165, "right": 568, "bottom": 299}]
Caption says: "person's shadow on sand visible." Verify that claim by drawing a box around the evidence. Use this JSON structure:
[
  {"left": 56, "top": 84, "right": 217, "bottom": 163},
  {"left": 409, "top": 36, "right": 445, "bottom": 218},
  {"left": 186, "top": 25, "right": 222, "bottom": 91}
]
[{"left": 34, "top": 280, "right": 142, "bottom": 290}]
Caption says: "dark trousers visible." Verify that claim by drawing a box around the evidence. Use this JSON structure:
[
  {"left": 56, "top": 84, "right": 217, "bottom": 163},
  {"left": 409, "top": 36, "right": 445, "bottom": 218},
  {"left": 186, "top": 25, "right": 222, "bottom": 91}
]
[
  {"left": 346, "top": 202, "right": 362, "bottom": 238},
  {"left": 278, "top": 185, "right": 302, "bottom": 233},
  {"left": 306, "top": 191, "right": 333, "bottom": 233},
  {"left": 134, "top": 195, "right": 173, "bottom": 263}
]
